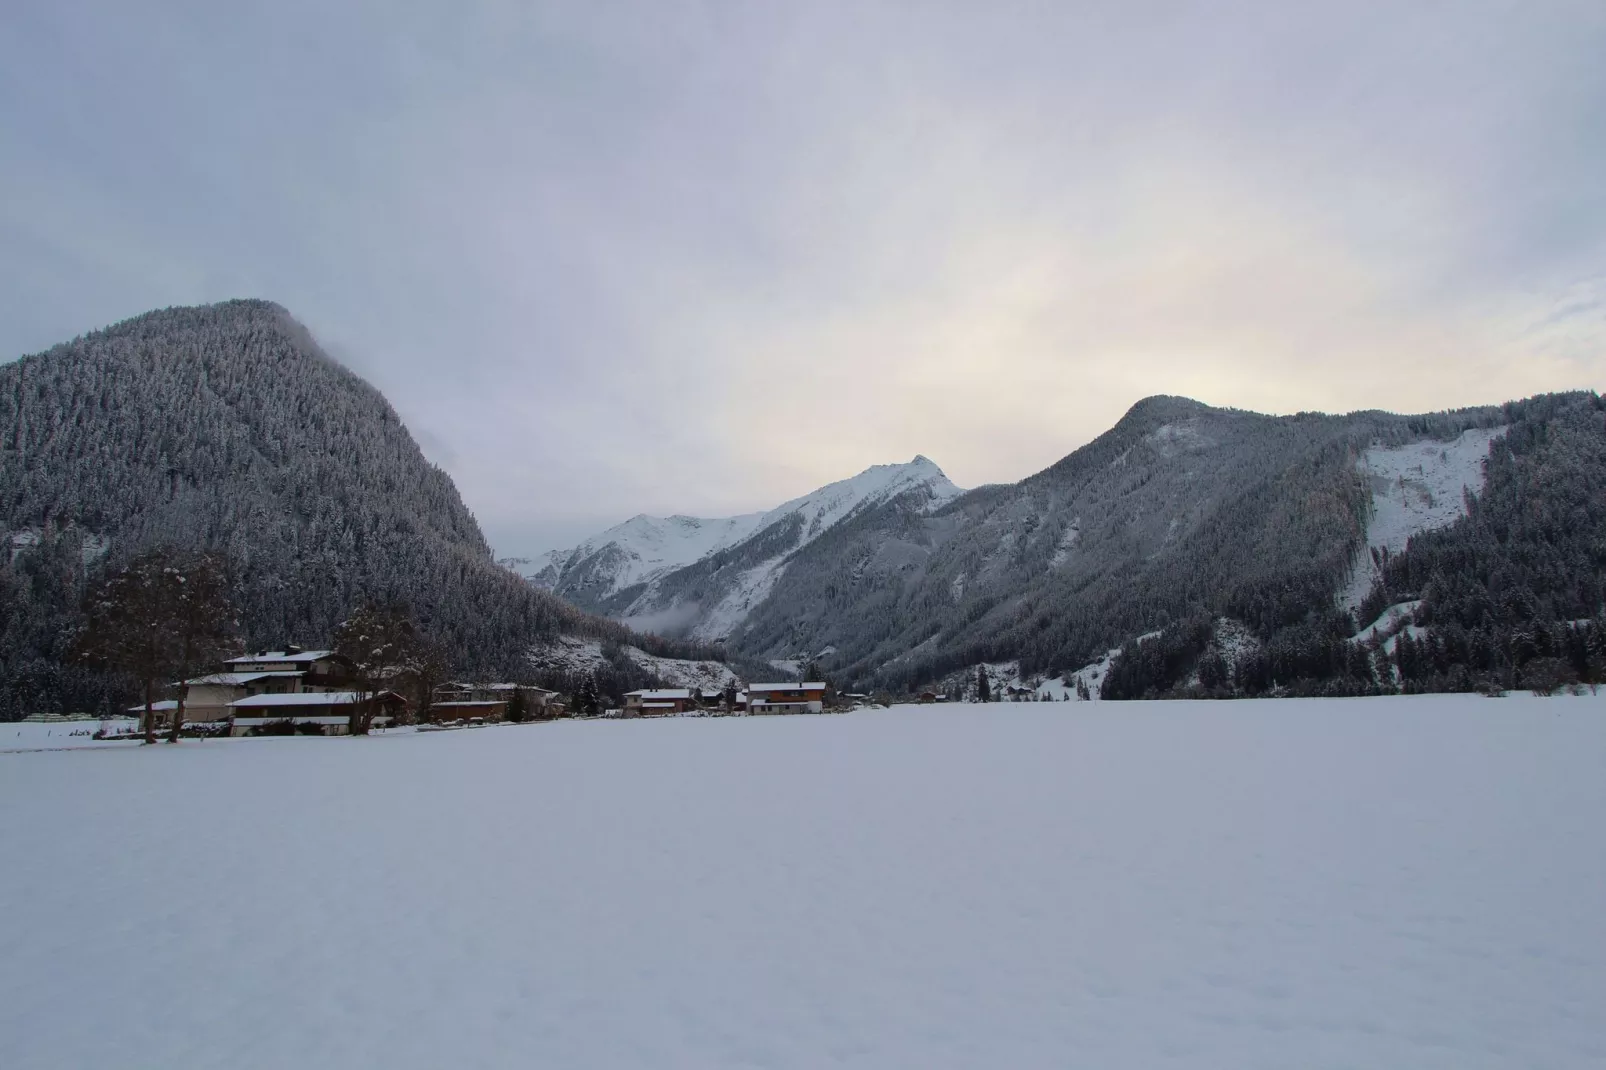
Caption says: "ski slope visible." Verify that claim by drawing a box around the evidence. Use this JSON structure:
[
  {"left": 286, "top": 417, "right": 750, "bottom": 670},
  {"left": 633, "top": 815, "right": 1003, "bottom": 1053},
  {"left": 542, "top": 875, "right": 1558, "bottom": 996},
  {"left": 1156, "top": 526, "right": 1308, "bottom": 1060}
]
[{"left": 3, "top": 696, "right": 1602, "bottom": 1069}]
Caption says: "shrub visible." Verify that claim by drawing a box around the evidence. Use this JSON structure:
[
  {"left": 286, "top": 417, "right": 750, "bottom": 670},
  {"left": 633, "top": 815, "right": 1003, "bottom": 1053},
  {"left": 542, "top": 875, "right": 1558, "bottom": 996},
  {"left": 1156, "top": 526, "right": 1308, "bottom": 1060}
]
[{"left": 1521, "top": 657, "right": 1576, "bottom": 697}]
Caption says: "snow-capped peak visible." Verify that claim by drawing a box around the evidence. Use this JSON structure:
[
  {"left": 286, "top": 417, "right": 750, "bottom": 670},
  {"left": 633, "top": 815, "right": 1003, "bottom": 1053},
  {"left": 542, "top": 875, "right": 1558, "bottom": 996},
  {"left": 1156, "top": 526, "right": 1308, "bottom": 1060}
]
[
  {"left": 529, "top": 510, "right": 768, "bottom": 594},
  {"left": 755, "top": 456, "right": 962, "bottom": 542},
  {"left": 529, "top": 457, "right": 962, "bottom": 602}
]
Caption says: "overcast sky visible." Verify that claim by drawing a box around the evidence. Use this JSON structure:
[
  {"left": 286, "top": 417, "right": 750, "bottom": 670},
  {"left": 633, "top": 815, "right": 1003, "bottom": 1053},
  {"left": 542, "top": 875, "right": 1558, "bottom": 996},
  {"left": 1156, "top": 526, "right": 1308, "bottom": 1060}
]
[{"left": 3, "top": 2, "right": 1603, "bottom": 557}]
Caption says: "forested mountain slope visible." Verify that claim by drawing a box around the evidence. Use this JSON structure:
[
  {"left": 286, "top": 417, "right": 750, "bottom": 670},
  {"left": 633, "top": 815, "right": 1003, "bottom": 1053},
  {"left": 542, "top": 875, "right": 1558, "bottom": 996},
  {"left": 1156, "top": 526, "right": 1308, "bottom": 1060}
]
[
  {"left": 0, "top": 300, "right": 709, "bottom": 716},
  {"left": 1099, "top": 392, "right": 1606, "bottom": 698},
  {"left": 723, "top": 395, "right": 1557, "bottom": 692}
]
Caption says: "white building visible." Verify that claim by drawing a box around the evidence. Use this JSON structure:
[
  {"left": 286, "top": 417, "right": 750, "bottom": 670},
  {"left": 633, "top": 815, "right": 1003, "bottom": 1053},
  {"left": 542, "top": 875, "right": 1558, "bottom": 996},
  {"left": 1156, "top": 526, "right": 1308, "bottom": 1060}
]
[
  {"left": 745, "top": 683, "right": 827, "bottom": 714},
  {"left": 227, "top": 691, "right": 403, "bottom": 736}
]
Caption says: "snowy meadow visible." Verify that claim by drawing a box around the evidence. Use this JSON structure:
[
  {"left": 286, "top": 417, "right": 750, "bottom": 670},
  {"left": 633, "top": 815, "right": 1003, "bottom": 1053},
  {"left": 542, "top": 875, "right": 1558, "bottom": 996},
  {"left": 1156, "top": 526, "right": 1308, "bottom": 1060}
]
[{"left": 3, "top": 696, "right": 1603, "bottom": 1069}]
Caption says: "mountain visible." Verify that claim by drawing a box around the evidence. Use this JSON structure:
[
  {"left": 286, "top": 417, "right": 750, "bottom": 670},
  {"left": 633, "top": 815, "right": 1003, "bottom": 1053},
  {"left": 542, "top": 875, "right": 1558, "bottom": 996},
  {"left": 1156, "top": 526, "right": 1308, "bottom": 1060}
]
[
  {"left": 552, "top": 391, "right": 1602, "bottom": 698},
  {"left": 527, "top": 512, "right": 771, "bottom": 601},
  {"left": 0, "top": 300, "right": 716, "bottom": 717},
  {"left": 531, "top": 456, "right": 962, "bottom": 639}
]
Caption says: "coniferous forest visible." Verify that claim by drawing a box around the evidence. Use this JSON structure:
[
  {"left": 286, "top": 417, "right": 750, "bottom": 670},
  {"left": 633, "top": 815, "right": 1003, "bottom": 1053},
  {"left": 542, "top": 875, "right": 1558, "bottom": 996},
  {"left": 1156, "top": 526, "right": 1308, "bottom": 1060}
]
[
  {"left": 1099, "top": 393, "right": 1606, "bottom": 698},
  {"left": 0, "top": 301, "right": 717, "bottom": 718}
]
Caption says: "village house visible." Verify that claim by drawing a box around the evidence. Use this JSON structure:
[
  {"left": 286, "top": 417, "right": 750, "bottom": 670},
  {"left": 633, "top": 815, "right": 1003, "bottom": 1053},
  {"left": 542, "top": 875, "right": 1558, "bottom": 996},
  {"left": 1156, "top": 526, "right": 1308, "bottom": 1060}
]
[
  {"left": 223, "top": 647, "right": 353, "bottom": 683},
  {"left": 171, "top": 647, "right": 354, "bottom": 723},
  {"left": 746, "top": 682, "right": 827, "bottom": 714},
  {"left": 228, "top": 691, "right": 406, "bottom": 735},
  {"left": 179, "top": 670, "right": 304, "bottom": 721},
  {"left": 124, "top": 699, "right": 182, "bottom": 726},
  {"left": 623, "top": 688, "right": 693, "bottom": 715},
  {"left": 430, "top": 682, "right": 558, "bottom": 721}
]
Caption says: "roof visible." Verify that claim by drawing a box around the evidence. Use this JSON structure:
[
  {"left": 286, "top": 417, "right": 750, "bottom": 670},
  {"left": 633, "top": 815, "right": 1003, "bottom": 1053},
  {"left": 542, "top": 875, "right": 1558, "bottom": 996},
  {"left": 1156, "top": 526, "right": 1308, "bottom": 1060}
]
[
  {"left": 625, "top": 688, "right": 692, "bottom": 700},
  {"left": 432, "top": 701, "right": 506, "bottom": 708},
  {"left": 233, "top": 714, "right": 394, "bottom": 726},
  {"left": 126, "top": 700, "right": 180, "bottom": 712},
  {"left": 182, "top": 671, "right": 302, "bottom": 686},
  {"left": 746, "top": 682, "right": 827, "bottom": 693},
  {"left": 228, "top": 691, "right": 397, "bottom": 709},
  {"left": 225, "top": 650, "right": 337, "bottom": 665}
]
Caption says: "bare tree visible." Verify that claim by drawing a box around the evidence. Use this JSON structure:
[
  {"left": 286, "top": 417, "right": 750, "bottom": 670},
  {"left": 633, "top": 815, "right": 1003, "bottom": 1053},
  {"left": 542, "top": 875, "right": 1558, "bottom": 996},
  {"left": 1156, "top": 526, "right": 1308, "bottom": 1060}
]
[
  {"left": 333, "top": 602, "right": 421, "bottom": 734},
  {"left": 165, "top": 553, "right": 239, "bottom": 742},
  {"left": 76, "top": 549, "right": 239, "bottom": 743}
]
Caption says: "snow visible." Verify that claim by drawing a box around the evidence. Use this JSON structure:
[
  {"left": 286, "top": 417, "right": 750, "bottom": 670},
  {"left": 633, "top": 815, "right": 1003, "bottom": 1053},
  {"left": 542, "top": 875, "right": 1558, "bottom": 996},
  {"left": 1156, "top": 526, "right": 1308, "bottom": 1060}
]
[
  {"left": 1, "top": 719, "right": 139, "bottom": 753},
  {"left": 549, "top": 457, "right": 963, "bottom": 636},
  {"left": 1341, "top": 427, "right": 1507, "bottom": 610},
  {"left": 1048, "top": 518, "right": 1081, "bottom": 568},
  {"left": 622, "top": 648, "right": 740, "bottom": 691},
  {"left": 525, "top": 636, "right": 740, "bottom": 691},
  {"left": 4, "top": 695, "right": 1602, "bottom": 1068},
  {"left": 183, "top": 671, "right": 302, "bottom": 686},
  {"left": 1146, "top": 420, "right": 1212, "bottom": 456},
  {"left": 224, "top": 649, "right": 336, "bottom": 664},
  {"left": 1069, "top": 649, "right": 1121, "bottom": 697},
  {"left": 1352, "top": 600, "right": 1424, "bottom": 644},
  {"left": 753, "top": 455, "right": 962, "bottom": 543},
  {"left": 681, "top": 555, "right": 790, "bottom": 641},
  {"left": 531, "top": 512, "right": 770, "bottom": 596},
  {"left": 229, "top": 691, "right": 372, "bottom": 707}
]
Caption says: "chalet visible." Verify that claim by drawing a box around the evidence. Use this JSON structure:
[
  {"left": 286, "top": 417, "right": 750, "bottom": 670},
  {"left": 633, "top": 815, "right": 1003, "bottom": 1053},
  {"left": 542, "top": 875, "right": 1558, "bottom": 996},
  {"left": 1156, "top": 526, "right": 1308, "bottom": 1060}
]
[
  {"left": 623, "top": 688, "right": 693, "bottom": 715},
  {"left": 228, "top": 691, "right": 405, "bottom": 736},
  {"left": 125, "top": 699, "right": 182, "bottom": 727},
  {"left": 179, "top": 670, "right": 304, "bottom": 721},
  {"left": 223, "top": 647, "right": 353, "bottom": 682},
  {"left": 167, "top": 646, "right": 354, "bottom": 724},
  {"left": 431, "top": 700, "right": 508, "bottom": 720},
  {"left": 429, "top": 682, "right": 558, "bottom": 722},
  {"left": 746, "top": 682, "right": 826, "bottom": 714}
]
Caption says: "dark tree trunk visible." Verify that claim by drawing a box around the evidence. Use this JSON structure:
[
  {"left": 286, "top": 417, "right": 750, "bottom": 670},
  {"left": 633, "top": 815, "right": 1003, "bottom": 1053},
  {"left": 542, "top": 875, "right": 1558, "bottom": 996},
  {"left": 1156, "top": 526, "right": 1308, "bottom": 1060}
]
[
  {"left": 143, "top": 678, "right": 156, "bottom": 745},
  {"left": 167, "top": 692, "right": 186, "bottom": 744}
]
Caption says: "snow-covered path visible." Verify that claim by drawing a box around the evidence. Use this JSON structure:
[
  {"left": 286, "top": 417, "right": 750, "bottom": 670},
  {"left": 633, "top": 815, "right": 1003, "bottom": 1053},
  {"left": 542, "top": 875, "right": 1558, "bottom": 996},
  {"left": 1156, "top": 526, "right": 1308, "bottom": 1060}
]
[{"left": 3, "top": 697, "right": 1603, "bottom": 1068}]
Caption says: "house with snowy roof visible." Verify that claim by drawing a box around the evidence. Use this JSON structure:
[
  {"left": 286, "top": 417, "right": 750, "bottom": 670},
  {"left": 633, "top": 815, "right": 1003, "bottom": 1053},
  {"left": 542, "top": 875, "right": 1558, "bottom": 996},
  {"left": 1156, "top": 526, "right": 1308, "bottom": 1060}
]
[
  {"left": 227, "top": 691, "right": 405, "bottom": 735},
  {"left": 177, "top": 645, "right": 356, "bottom": 723},
  {"left": 430, "top": 682, "right": 559, "bottom": 721},
  {"left": 623, "top": 688, "right": 693, "bottom": 716},
  {"left": 746, "top": 682, "right": 827, "bottom": 714},
  {"left": 223, "top": 646, "right": 353, "bottom": 680}
]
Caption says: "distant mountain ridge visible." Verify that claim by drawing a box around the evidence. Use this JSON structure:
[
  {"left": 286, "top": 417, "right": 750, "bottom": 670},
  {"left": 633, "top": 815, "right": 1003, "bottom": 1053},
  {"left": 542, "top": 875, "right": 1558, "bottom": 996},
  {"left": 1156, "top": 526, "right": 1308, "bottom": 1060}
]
[
  {"left": 529, "top": 455, "right": 962, "bottom": 639},
  {"left": 534, "top": 391, "right": 1603, "bottom": 698}
]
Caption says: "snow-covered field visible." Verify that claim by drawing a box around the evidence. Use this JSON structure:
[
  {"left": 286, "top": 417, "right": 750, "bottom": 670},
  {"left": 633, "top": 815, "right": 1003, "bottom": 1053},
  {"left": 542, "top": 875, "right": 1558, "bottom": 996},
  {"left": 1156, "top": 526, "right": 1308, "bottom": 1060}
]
[
  {"left": 1, "top": 718, "right": 139, "bottom": 752},
  {"left": 3, "top": 696, "right": 1603, "bottom": 1069}
]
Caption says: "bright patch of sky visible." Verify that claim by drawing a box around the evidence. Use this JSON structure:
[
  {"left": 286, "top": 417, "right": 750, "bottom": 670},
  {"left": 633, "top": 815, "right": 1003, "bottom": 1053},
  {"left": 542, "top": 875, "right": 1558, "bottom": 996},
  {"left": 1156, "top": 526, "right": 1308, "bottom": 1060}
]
[{"left": 2, "top": 2, "right": 1603, "bottom": 556}]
